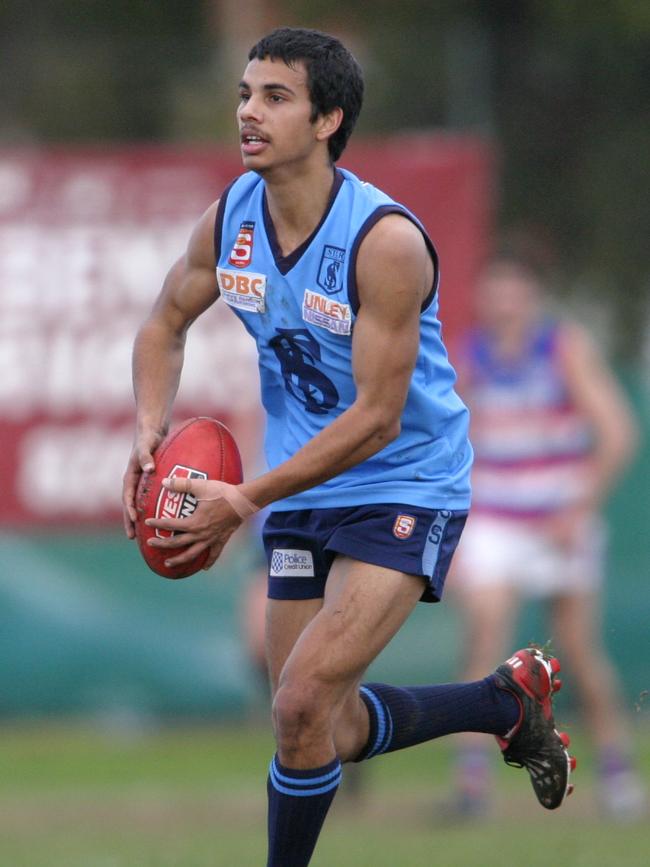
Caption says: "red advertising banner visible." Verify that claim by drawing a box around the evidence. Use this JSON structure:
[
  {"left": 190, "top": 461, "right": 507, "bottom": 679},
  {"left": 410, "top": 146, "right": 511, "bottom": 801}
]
[{"left": 0, "top": 136, "right": 492, "bottom": 526}]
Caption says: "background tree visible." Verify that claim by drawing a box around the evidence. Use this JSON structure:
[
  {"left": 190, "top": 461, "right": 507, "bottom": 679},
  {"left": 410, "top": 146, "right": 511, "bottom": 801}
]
[{"left": 2, "top": 0, "right": 647, "bottom": 353}]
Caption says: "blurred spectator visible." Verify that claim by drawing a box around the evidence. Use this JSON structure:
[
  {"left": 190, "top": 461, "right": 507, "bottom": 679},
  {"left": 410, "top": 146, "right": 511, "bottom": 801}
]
[{"left": 449, "top": 245, "right": 647, "bottom": 820}]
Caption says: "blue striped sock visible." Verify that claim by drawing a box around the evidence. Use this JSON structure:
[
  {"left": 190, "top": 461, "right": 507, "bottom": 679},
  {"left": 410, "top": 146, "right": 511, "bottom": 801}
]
[
  {"left": 355, "top": 677, "right": 519, "bottom": 760},
  {"left": 267, "top": 754, "right": 341, "bottom": 867}
]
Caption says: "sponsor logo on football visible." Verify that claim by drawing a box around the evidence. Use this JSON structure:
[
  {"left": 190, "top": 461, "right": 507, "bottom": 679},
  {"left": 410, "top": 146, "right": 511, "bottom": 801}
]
[
  {"left": 393, "top": 514, "right": 416, "bottom": 539},
  {"left": 228, "top": 221, "right": 255, "bottom": 268},
  {"left": 217, "top": 267, "right": 266, "bottom": 312},
  {"left": 270, "top": 549, "right": 315, "bottom": 577},
  {"left": 154, "top": 464, "right": 207, "bottom": 538},
  {"left": 302, "top": 289, "right": 351, "bottom": 335},
  {"left": 317, "top": 244, "right": 345, "bottom": 294}
]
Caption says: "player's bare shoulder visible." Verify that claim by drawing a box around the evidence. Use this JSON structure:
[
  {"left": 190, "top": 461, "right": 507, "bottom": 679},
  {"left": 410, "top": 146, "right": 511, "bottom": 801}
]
[
  {"left": 555, "top": 318, "right": 601, "bottom": 369},
  {"left": 356, "top": 213, "right": 433, "bottom": 306},
  {"left": 150, "top": 199, "right": 221, "bottom": 326},
  {"left": 180, "top": 198, "right": 222, "bottom": 309},
  {"left": 186, "top": 199, "right": 221, "bottom": 273}
]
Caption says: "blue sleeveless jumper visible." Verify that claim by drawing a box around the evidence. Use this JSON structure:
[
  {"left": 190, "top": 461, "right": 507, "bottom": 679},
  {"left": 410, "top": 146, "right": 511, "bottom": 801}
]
[{"left": 214, "top": 167, "right": 472, "bottom": 511}]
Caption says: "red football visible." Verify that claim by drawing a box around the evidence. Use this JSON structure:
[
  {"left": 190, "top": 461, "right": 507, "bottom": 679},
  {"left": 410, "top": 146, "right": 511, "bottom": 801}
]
[{"left": 135, "top": 417, "right": 243, "bottom": 580}]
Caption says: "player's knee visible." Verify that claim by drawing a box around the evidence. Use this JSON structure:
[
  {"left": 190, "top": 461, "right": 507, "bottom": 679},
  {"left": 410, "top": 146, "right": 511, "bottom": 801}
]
[{"left": 272, "top": 679, "right": 330, "bottom": 750}]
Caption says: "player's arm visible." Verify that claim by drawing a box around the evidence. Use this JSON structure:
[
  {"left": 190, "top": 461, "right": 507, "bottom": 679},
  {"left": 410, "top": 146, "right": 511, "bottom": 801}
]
[
  {"left": 122, "top": 201, "right": 220, "bottom": 537},
  {"left": 557, "top": 322, "right": 639, "bottom": 508}
]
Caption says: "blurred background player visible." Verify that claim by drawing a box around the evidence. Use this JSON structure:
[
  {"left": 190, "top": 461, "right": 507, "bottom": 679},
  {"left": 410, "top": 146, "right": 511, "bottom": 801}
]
[{"left": 449, "top": 243, "right": 647, "bottom": 820}]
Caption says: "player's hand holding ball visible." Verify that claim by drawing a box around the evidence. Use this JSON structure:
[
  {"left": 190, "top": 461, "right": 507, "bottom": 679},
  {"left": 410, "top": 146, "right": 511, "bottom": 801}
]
[{"left": 131, "top": 417, "right": 257, "bottom": 579}]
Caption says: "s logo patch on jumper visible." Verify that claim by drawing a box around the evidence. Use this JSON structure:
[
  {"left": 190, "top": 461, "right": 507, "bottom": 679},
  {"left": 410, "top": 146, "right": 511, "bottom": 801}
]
[
  {"left": 317, "top": 245, "right": 345, "bottom": 294},
  {"left": 217, "top": 267, "right": 266, "bottom": 313},
  {"left": 229, "top": 221, "right": 255, "bottom": 268},
  {"left": 270, "top": 549, "right": 315, "bottom": 577},
  {"left": 393, "top": 514, "right": 417, "bottom": 539},
  {"left": 154, "top": 465, "right": 207, "bottom": 538},
  {"left": 302, "top": 289, "right": 351, "bottom": 335}
]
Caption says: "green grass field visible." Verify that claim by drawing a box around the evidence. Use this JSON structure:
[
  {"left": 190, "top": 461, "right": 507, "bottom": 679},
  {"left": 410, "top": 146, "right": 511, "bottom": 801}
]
[{"left": 1, "top": 721, "right": 649, "bottom": 867}]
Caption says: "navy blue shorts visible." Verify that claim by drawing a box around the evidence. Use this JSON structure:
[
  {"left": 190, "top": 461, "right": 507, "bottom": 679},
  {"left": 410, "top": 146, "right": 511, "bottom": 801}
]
[{"left": 262, "top": 503, "right": 467, "bottom": 603}]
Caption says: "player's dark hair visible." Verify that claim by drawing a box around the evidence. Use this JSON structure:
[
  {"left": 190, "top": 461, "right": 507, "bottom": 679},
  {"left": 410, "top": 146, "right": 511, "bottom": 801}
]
[
  {"left": 249, "top": 27, "right": 364, "bottom": 162},
  {"left": 487, "top": 248, "right": 543, "bottom": 284},
  {"left": 487, "top": 227, "right": 558, "bottom": 284}
]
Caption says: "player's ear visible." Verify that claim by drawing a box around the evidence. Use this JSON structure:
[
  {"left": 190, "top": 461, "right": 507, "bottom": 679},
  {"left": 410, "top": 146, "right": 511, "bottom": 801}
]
[{"left": 315, "top": 107, "right": 343, "bottom": 143}]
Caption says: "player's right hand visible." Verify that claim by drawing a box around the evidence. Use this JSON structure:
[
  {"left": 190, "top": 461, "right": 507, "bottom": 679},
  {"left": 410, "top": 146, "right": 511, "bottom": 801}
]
[
  {"left": 121, "top": 429, "right": 165, "bottom": 539},
  {"left": 543, "top": 502, "right": 592, "bottom": 552}
]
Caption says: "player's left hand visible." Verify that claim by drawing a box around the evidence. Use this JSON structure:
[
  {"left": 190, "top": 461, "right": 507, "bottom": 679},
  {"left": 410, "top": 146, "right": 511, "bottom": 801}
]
[
  {"left": 144, "top": 477, "right": 244, "bottom": 570},
  {"left": 122, "top": 427, "right": 166, "bottom": 539},
  {"left": 542, "top": 502, "right": 593, "bottom": 551}
]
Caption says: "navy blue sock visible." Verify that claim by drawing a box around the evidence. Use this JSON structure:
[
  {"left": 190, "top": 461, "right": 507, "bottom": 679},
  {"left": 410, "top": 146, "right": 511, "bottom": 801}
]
[
  {"left": 266, "top": 754, "right": 341, "bottom": 867},
  {"left": 355, "top": 676, "right": 520, "bottom": 760}
]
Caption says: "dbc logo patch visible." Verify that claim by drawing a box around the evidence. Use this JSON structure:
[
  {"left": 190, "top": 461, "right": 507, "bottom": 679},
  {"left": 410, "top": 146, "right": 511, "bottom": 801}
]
[
  {"left": 317, "top": 245, "right": 345, "bottom": 294},
  {"left": 154, "top": 465, "right": 207, "bottom": 538},
  {"left": 217, "top": 267, "right": 266, "bottom": 312},
  {"left": 229, "top": 221, "right": 255, "bottom": 268}
]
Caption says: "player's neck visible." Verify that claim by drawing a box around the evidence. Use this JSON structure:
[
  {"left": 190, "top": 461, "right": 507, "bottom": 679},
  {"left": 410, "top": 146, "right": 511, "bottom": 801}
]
[
  {"left": 263, "top": 162, "right": 336, "bottom": 257},
  {"left": 491, "top": 320, "right": 536, "bottom": 359}
]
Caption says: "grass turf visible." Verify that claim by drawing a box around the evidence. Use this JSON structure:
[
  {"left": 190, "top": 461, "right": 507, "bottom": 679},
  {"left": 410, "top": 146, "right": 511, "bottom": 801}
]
[{"left": 1, "top": 721, "right": 648, "bottom": 866}]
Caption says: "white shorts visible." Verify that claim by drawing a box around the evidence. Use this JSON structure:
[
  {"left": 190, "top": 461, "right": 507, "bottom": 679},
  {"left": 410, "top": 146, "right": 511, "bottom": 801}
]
[{"left": 453, "top": 513, "right": 606, "bottom": 598}]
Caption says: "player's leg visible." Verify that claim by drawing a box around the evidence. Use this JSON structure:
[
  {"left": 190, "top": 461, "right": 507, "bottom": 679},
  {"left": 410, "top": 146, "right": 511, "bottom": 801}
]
[
  {"left": 447, "top": 515, "right": 523, "bottom": 814},
  {"left": 266, "top": 597, "right": 323, "bottom": 696},
  {"left": 263, "top": 503, "right": 574, "bottom": 866},
  {"left": 264, "top": 557, "right": 423, "bottom": 867},
  {"left": 550, "top": 590, "right": 647, "bottom": 818},
  {"left": 242, "top": 568, "right": 273, "bottom": 682},
  {"left": 273, "top": 547, "right": 530, "bottom": 768},
  {"left": 452, "top": 581, "right": 520, "bottom": 814},
  {"left": 551, "top": 590, "right": 625, "bottom": 746},
  {"left": 456, "top": 583, "right": 520, "bottom": 681},
  {"left": 342, "top": 593, "right": 573, "bottom": 815},
  {"left": 450, "top": 516, "right": 525, "bottom": 681},
  {"left": 266, "top": 555, "right": 527, "bottom": 867},
  {"left": 269, "top": 550, "right": 573, "bottom": 847},
  {"left": 322, "top": 558, "right": 523, "bottom": 763},
  {"left": 316, "top": 509, "right": 573, "bottom": 806},
  {"left": 261, "top": 508, "right": 339, "bottom": 867}
]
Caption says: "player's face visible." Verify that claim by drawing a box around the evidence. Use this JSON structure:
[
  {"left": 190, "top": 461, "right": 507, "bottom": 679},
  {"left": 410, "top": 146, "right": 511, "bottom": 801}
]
[
  {"left": 476, "top": 263, "right": 542, "bottom": 333},
  {"left": 237, "top": 58, "right": 325, "bottom": 173}
]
